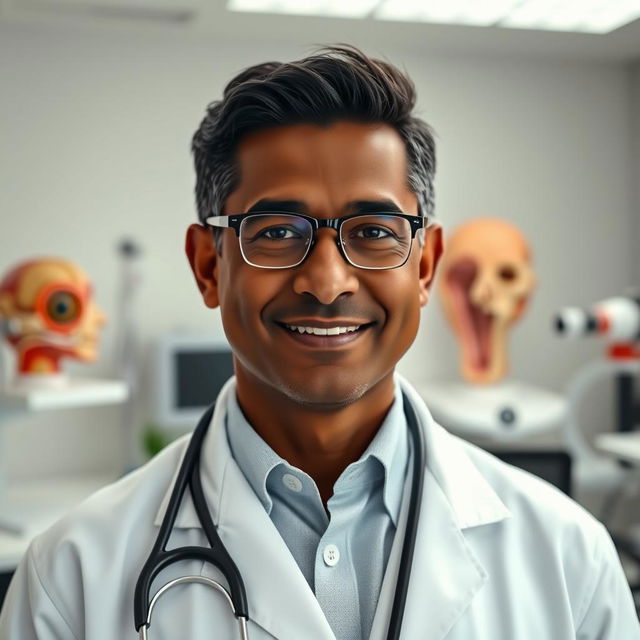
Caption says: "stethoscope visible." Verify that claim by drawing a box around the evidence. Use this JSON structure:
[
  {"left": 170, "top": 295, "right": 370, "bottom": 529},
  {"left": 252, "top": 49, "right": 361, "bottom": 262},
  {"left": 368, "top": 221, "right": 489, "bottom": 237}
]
[{"left": 134, "top": 390, "right": 426, "bottom": 640}]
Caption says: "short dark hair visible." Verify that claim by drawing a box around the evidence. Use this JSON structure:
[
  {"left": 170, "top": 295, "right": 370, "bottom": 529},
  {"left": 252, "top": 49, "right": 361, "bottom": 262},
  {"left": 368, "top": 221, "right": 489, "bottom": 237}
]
[{"left": 191, "top": 45, "right": 436, "bottom": 230}]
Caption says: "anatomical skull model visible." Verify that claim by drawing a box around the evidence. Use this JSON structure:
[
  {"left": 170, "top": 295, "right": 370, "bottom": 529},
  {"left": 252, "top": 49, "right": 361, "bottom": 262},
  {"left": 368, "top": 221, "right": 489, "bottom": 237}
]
[
  {"left": 0, "top": 257, "right": 106, "bottom": 380},
  {"left": 438, "top": 218, "right": 536, "bottom": 385}
]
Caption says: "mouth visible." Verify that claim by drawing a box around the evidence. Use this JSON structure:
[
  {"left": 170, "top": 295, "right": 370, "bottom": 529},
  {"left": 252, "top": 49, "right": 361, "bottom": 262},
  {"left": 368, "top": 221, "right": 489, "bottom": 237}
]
[{"left": 276, "top": 320, "right": 374, "bottom": 347}]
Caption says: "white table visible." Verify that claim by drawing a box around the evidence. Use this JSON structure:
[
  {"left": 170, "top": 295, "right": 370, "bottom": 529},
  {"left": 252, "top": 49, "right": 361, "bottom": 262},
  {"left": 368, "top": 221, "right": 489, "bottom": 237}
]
[{"left": 417, "top": 379, "right": 567, "bottom": 443}]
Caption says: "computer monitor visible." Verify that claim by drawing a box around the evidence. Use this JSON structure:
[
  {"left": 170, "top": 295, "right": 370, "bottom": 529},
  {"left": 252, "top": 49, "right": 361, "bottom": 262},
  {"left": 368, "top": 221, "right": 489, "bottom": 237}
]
[{"left": 154, "top": 332, "right": 234, "bottom": 429}]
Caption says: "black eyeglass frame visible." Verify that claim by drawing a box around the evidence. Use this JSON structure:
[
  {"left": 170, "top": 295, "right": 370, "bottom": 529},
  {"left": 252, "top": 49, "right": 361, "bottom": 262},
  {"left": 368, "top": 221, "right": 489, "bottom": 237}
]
[{"left": 205, "top": 211, "right": 426, "bottom": 270}]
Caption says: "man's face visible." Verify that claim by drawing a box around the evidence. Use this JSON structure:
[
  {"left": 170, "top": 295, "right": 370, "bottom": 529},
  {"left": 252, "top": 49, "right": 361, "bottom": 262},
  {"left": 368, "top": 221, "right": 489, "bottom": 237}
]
[{"left": 188, "top": 121, "right": 442, "bottom": 408}]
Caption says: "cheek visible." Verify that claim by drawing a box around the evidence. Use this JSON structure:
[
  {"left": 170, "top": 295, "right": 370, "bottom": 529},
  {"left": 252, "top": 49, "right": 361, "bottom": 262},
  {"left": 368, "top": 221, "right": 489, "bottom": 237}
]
[
  {"left": 218, "top": 268, "right": 282, "bottom": 342},
  {"left": 374, "top": 270, "right": 423, "bottom": 344}
]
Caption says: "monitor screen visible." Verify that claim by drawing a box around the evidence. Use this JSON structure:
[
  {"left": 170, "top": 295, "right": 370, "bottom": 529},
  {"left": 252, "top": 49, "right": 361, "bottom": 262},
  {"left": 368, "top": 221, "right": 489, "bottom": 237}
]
[
  {"left": 154, "top": 333, "right": 234, "bottom": 429},
  {"left": 175, "top": 350, "right": 234, "bottom": 408}
]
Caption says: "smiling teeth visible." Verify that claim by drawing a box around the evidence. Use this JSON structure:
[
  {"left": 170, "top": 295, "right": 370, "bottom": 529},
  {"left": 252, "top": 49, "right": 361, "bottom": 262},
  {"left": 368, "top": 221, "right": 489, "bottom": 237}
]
[{"left": 286, "top": 325, "right": 360, "bottom": 335}]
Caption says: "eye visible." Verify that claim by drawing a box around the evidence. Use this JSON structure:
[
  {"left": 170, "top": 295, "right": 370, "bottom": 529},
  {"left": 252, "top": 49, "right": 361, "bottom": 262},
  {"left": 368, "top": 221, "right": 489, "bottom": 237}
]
[
  {"left": 46, "top": 291, "right": 81, "bottom": 324},
  {"left": 259, "top": 226, "right": 301, "bottom": 240},
  {"left": 353, "top": 225, "right": 393, "bottom": 240},
  {"left": 498, "top": 265, "right": 517, "bottom": 282}
]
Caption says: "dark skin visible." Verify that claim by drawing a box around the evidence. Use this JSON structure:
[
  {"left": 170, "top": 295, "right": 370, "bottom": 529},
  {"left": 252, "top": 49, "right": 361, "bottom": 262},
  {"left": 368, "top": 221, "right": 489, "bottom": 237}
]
[{"left": 187, "top": 121, "right": 443, "bottom": 504}]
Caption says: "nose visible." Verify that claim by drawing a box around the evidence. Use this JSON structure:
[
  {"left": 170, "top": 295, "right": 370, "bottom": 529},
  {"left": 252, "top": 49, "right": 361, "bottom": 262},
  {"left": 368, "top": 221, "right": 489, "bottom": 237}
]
[{"left": 292, "top": 229, "right": 359, "bottom": 305}]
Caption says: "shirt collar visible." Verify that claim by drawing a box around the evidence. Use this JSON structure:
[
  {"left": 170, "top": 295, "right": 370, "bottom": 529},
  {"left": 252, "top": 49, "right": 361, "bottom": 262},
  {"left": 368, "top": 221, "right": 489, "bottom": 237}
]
[
  {"left": 225, "top": 380, "right": 408, "bottom": 526},
  {"left": 153, "top": 374, "right": 511, "bottom": 532},
  {"left": 334, "top": 381, "right": 408, "bottom": 526},
  {"left": 225, "top": 390, "right": 281, "bottom": 514}
]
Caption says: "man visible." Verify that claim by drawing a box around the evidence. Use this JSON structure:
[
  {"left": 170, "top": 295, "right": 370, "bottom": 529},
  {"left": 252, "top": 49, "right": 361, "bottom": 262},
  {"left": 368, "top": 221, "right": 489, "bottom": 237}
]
[{"left": 0, "top": 46, "right": 638, "bottom": 640}]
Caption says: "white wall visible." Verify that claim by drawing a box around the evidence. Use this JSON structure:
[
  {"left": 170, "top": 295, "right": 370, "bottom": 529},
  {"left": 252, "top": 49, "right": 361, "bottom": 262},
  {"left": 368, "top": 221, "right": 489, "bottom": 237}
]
[
  {"left": 631, "top": 61, "right": 640, "bottom": 285},
  {"left": 0, "top": 23, "right": 636, "bottom": 482}
]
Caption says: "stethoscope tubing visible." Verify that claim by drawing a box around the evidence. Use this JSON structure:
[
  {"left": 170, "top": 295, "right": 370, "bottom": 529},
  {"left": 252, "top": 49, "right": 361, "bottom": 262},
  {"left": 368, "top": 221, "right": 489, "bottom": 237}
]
[
  {"left": 134, "top": 390, "right": 425, "bottom": 640},
  {"left": 385, "top": 391, "right": 426, "bottom": 640}
]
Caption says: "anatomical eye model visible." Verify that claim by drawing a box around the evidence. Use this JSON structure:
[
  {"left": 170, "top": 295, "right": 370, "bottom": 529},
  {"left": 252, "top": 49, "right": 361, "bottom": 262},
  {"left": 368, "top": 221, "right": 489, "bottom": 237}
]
[
  {"left": 438, "top": 218, "right": 536, "bottom": 385},
  {"left": 0, "top": 257, "right": 106, "bottom": 384}
]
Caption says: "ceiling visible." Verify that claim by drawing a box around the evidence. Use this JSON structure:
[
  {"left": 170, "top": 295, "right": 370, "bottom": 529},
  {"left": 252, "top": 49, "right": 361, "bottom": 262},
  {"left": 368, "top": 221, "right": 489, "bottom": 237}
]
[{"left": 2, "top": 0, "right": 640, "bottom": 63}]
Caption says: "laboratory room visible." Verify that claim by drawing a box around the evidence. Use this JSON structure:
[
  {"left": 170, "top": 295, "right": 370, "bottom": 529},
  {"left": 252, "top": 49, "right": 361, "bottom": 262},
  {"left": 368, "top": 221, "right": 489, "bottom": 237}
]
[{"left": 1, "top": 0, "right": 640, "bottom": 638}]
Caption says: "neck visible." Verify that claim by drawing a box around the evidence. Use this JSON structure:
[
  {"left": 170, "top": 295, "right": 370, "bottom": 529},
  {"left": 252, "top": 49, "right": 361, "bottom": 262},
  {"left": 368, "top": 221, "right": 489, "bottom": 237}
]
[{"left": 234, "top": 368, "right": 396, "bottom": 504}]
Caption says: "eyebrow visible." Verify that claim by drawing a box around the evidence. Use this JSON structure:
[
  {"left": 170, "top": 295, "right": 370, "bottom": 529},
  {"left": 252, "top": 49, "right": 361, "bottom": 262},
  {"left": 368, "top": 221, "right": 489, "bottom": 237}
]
[
  {"left": 246, "top": 200, "right": 307, "bottom": 214},
  {"left": 347, "top": 199, "right": 404, "bottom": 214},
  {"left": 245, "top": 198, "right": 405, "bottom": 215}
]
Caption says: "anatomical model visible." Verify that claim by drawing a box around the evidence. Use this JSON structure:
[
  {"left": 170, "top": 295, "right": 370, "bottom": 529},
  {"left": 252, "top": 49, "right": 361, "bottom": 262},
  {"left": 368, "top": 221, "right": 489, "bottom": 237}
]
[
  {"left": 439, "top": 218, "right": 536, "bottom": 385},
  {"left": 0, "top": 257, "right": 105, "bottom": 383}
]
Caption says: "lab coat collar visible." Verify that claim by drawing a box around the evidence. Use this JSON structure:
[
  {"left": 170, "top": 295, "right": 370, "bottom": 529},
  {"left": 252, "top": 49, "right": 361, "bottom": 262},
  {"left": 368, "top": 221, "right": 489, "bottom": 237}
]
[
  {"left": 397, "top": 375, "right": 512, "bottom": 531},
  {"left": 153, "top": 375, "right": 511, "bottom": 639}
]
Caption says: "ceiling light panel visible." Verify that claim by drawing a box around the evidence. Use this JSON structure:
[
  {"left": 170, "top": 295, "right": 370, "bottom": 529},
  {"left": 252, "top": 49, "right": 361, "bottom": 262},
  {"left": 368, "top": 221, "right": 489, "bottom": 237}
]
[
  {"left": 228, "top": 0, "right": 640, "bottom": 33},
  {"left": 228, "top": 0, "right": 379, "bottom": 19},
  {"left": 500, "top": 0, "right": 640, "bottom": 32},
  {"left": 375, "top": 0, "right": 519, "bottom": 26},
  {"left": 373, "top": 0, "right": 640, "bottom": 32}
]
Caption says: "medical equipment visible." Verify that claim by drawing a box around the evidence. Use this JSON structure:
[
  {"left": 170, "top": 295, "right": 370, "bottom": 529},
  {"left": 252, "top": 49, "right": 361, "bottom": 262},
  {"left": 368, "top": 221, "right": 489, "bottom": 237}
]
[
  {"left": 553, "top": 293, "right": 640, "bottom": 512},
  {"left": 134, "top": 390, "right": 426, "bottom": 640},
  {"left": 555, "top": 293, "right": 640, "bottom": 434},
  {"left": 114, "top": 238, "right": 143, "bottom": 472},
  {"left": 555, "top": 295, "right": 640, "bottom": 345},
  {"left": 154, "top": 332, "right": 233, "bottom": 429}
]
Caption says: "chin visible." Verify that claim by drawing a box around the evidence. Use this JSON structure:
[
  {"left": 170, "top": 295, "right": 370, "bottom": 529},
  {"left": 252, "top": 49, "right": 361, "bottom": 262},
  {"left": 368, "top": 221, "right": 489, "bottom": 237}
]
[{"left": 277, "top": 373, "right": 375, "bottom": 409}]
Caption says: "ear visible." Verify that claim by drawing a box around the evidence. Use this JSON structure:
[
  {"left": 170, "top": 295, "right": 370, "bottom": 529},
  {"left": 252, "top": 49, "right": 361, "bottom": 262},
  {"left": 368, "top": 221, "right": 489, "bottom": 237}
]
[
  {"left": 417, "top": 224, "right": 444, "bottom": 307},
  {"left": 185, "top": 224, "right": 221, "bottom": 309}
]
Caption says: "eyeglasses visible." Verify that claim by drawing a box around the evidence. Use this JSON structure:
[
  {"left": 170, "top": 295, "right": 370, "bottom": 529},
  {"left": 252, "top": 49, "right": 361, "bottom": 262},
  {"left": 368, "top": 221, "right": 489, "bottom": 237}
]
[{"left": 205, "top": 212, "right": 426, "bottom": 270}]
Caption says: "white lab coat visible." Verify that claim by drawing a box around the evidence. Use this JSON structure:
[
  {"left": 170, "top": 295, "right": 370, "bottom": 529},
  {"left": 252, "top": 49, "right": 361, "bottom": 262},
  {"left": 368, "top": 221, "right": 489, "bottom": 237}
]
[{"left": 0, "top": 375, "right": 638, "bottom": 639}]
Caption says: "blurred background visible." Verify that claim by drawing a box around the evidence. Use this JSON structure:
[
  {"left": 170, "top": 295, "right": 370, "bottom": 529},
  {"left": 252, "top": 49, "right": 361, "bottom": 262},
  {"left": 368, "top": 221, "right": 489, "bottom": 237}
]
[{"left": 0, "top": 1, "right": 638, "bottom": 504}]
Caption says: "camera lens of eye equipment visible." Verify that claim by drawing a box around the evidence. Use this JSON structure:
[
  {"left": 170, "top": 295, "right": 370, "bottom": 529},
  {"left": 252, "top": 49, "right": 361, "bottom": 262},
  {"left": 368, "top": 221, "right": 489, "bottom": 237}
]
[{"left": 554, "top": 296, "right": 640, "bottom": 342}]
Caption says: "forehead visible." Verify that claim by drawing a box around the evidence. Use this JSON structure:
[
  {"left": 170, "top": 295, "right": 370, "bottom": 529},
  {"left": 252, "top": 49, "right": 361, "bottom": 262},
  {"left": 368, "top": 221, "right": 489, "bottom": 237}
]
[{"left": 225, "top": 121, "right": 416, "bottom": 213}]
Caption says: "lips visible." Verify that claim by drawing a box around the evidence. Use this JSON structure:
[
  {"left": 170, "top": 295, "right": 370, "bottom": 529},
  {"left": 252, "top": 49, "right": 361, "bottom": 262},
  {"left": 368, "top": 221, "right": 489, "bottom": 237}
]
[
  {"left": 285, "top": 324, "right": 361, "bottom": 336},
  {"left": 276, "top": 319, "right": 373, "bottom": 348}
]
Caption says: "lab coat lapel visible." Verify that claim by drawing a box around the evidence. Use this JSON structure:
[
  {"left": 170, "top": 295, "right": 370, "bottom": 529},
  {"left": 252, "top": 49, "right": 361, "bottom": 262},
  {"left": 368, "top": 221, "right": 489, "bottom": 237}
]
[
  {"left": 200, "top": 379, "right": 336, "bottom": 640},
  {"left": 369, "top": 377, "right": 510, "bottom": 640},
  {"left": 369, "top": 465, "right": 490, "bottom": 640}
]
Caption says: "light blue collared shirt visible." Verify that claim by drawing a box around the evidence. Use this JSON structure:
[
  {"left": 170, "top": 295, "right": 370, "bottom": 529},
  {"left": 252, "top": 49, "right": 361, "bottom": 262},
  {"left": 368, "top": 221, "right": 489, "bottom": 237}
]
[{"left": 225, "top": 383, "right": 409, "bottom": 640}]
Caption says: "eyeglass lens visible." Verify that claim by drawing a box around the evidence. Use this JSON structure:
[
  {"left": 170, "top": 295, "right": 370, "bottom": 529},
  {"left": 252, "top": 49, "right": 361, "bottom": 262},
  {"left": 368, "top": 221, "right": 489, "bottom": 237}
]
[{"left": 239, "top": 214, "right": 412, "bottom": 269}]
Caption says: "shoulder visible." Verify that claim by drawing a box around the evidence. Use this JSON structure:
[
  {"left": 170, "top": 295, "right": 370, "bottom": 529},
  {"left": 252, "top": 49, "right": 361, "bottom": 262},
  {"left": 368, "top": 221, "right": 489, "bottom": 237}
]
[
  {"left": 459, "top": 437, "right": 638, "bottom": 632},
  {"left": 448, "top": 434, "right": 627, "bottom": 617},
  {"left": 458, "top": 436, "right": 598, "bottom": 534},
  {"left": 19, "top": 435, "right": 191, "bottom": 634}
]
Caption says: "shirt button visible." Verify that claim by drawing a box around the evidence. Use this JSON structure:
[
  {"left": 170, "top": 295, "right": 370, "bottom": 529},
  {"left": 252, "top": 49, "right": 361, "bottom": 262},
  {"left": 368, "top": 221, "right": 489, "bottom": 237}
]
[
  {"left": 282, "top": 473, "right": 302, "bottom": 492},
  {"left": 323, "top": 544, "right": 340, "bottom": 567}
]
